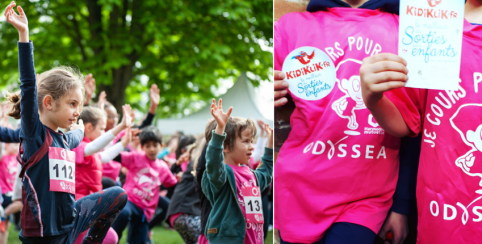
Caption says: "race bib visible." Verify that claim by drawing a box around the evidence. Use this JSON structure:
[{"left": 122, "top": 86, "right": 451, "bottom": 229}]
[
  {"left": 242, "top": 186, "right": 264, "bottom": 224},
  {"left": 49, "top": 147, "right": 75, "bottom": 194}
]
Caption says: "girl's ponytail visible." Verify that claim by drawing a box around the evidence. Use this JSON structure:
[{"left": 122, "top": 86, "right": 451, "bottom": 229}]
[{"left": 6, "top": 91, "right": 21, "bottom": 119}]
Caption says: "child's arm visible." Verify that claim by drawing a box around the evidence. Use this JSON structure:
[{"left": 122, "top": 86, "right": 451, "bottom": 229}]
[
  {"left": 254, "top": 124, "right": 273, "bottom": 191},
  {"left": 251, "top": 120, "right": 267, "bottom": 165},
  {"left": 99, "top": 127, "right": 136, "bottom": 164},
  {"left": 65, "top": 119, "right": 84, "bottom": 149},
  {"left": 202, "top": 99, "right": 233, "bottom": 195},
  {"left": 0, "top": 127, "right": 20, "bottom": 143},
  {"left": 160, "top": 165, "right": 178, "bottom": 188},
  {"left": 6, "top": 3, "right": 41, "bottom": 141},
  {"left": 83, "top": 74, "right": 95, "bottom": 106},
  {"left": 360, "top": 53, "right": 411, "bottom": 137},
  {"left": 84, "top": 105, "right": 132, "bottom": 156},
  {"left": 138, "top": 84, "right": 160, "bottom": 129}
]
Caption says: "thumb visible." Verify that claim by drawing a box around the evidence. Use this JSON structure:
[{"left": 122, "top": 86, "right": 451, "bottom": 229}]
[
  {"left": 78, "top": 119, "right": 84, "bottom": 126},
  {"left": 378, "top": 225, "right": 390, "bottom": 240}
]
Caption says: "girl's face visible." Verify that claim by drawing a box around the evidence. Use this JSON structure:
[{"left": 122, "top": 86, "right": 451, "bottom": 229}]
[
  {"left": 50, "top": 88, "right": 83, "bottom": 130},
  {"left": 85, "top": 119, "right": 106, "bottom": 141},
  {"left": 105, "top": 106, "right": 118, "bottom": 131}
]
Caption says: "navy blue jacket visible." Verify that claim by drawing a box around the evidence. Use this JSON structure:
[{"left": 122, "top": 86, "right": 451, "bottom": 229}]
[
  {"left": 0, "top": 127, "right": 20, "bottom": 143},
  {"left": 17, "top": 42, "right": 83, "bottom": 241},
  {"left": 392, "top": 134, "right": 421, "bottom": 215}
]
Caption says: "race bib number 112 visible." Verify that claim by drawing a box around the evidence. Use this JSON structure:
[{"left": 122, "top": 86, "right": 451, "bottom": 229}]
[{"left": 49, "top": 147, "right": 76, "bottom": 194}]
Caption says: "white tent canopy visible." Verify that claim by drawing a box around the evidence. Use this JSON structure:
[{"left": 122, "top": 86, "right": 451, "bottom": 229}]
[{"left": 157, "top": 73, "right": 273, "bottom": 135}]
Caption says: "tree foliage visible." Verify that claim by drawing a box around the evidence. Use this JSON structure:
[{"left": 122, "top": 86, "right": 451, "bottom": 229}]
[{"left": 0, "top": 0, "right": 273, "bottom": 117}]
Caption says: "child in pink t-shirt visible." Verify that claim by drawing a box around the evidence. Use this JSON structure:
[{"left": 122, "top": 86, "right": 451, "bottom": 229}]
[
  {"left": 72, "top": 105, "right": 133, "bottom": 244},
  {"left": 72, "top": 105, "right": 132, "bottom": 200},
  {"left": 201, "top": 99, "right": 274, "bottom": 244},
  {"left": 274, "top": 7, "right": 401, "bottom": 244},
  {"left": 0, "top": 140, "right": 18, "bottom": 242},
  {"left": 360, "top": 4, "right": 482, "bottom": 243},
  {"left": 111, "top": 125, "right": 178, "bottom": 244}
]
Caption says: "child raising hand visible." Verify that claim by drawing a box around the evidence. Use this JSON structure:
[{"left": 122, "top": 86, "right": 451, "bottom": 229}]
[
  {"left": 202, "top": 99, "right": 273, "bottom": 244},
  {"left": 4, "top": 2, "right": 127, "bottom": 243}
]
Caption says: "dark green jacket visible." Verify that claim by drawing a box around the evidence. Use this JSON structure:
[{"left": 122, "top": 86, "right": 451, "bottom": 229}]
[{"left": 201, "top": 132, "right": 273, "bottom": 244}]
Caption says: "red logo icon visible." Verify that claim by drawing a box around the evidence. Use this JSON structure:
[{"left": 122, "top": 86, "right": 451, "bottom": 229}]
[
  {"left": 291, "top": 51, "right": 315, "bottom": 65},
  {"left": 427, "top": 0, "right": 442, "bottom": 7}
]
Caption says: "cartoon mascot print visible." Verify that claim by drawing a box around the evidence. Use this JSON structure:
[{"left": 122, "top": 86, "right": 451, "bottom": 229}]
[
  {"left": 331, "top": 59, "right": 379, "bottom": 131},
  {"left": 450, "top": 104, "right": 482, "bottom": 188}
]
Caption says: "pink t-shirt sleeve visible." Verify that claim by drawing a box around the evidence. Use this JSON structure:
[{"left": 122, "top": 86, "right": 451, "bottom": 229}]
[
  {"left": 112, "top": 129, "right": 126, "bottom": 144},
  {"left": 159, "top": 164, "right": 178, "bottom": 188},
  {"left": 274, "top": 19, "right": 287, "bottom": 71},
  {"left": 120, "top": 151, "right": 136, "bottom": 170},
  {"left": 73, "top": 141, "right": 88, "bottom": 165},
  {"left": 385, "top": 87, "right": 427, "bottom": 136}
]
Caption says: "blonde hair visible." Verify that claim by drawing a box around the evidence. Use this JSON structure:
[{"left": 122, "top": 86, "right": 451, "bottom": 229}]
[
  {"left": 7, "top": 66, "right": 85, "bottom": 119},
  {"left": 79, "top": 106, "right": 106, "bottom": 128},
  {"left": 192, "top": 136, "right": 206, "bottom": 177}
]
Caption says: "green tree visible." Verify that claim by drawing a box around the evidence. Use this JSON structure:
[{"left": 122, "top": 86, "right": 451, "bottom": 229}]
[{"left": 0, "top": 0, "right": 272, "bottom": 117}]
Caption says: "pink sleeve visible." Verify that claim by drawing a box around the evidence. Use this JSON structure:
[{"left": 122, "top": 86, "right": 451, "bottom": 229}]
[
  {"left": 274, "top": 19, "right": 287, "bottom": 71},
  {"left": 120, "top": 151, "right": 136, "bottom": 170},
  {"left": 180, "top": 161, "right": 189, "bottom": 172},
  {"left": 385, "top": 87, "right": 428, "bottom": 136},
  {"left": 160, "top": 165, "right": 178, "bottom": 188},
  {"left": 73, "top": 142, "right": 88, "bottom": 165},
  {"left": 112, "top": 129, "right": 126, "bottom": 144}
]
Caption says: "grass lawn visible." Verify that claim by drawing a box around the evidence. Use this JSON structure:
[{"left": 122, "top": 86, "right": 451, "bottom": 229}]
[{"left": 7, "top": 225, "right": 274, "bottom": 243}]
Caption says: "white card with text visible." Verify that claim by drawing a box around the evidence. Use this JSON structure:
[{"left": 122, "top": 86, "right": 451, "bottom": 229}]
[{"left": 399, "top": 0, "right": 465, "bottom": 90}]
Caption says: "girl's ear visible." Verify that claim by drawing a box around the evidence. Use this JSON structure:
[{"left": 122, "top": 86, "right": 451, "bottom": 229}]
[
  {"left": 223, "top": 146, "right": 230, "bottom": 153},
  {"left": 84, "top": 123, "right": 93, "bottom": 134},
  {"left": 43, "top": 95, "right": 54, "bottom": 111}
]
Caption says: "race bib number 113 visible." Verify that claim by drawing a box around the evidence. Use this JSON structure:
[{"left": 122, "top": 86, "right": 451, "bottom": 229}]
[{"left": 242, "top": 186, "right": 264, "bottom": 224}]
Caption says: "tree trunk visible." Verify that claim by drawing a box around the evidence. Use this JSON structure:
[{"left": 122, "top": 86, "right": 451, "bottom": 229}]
[{"left": 110, "top": 63, "right": 134, "bottom": 113}]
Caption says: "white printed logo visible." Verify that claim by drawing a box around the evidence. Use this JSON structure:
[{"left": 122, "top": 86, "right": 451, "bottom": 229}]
[
  {"left": 450, "top": 104, "right": 482, "bottom": 188},
  {"left": 331, "top": 59, "right": 383, "bottom": 136}
]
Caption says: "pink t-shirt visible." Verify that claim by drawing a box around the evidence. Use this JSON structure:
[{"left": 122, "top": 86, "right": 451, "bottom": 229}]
[
  {"left": 73, "top": 138, "right": 103, "bottom": 200},
  {"left": 198, "top": 234, "right": 209, "bottom": 244},
  {"left": 230, "top": 164, "right": 263, "bottom": 244},
  {"left": 121, "top": 151, "right": 178, "bottom": 221},
  {"left": 386, "top": 21, "right": 482, "bottom": 244},
  {"left": 102, "top": 160, "right": 121, "bottom": 181},
  {"left": 274, "top": 8, "right": 401, "bottom": 243},
  {"left": 0, "top": 154, "right": 18, "bottom": 193}
]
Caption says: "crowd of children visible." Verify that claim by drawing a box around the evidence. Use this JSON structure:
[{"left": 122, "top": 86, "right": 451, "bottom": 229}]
[{"left": 0, "top": 2, "right": 274, "bottom": 244}]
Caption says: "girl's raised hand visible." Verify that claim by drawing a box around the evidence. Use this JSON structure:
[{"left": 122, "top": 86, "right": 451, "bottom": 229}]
[
  {"left": 71, "top": 119, "right": 85, "bottom": 133},
  {"left": 120, "top": 105, "right": 132, "bottom": 128},
  {"left": 210, "top": 99, "right": 232, "bottom": 134},
  {"left": 98, "top": 91, "right": 107, "bottom": 110},
  {"left": 150, "top": 84, "right": 160, "bottom": 106},
  {"left": 84, "top": 74, "right": 96, "bottom": 103},
  {"left": 4, "top": 2, "right": 28, "bottom": 41},
  {"left": 264, "top": 124, "right": 273, "bottom": 149}
]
